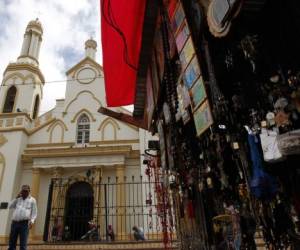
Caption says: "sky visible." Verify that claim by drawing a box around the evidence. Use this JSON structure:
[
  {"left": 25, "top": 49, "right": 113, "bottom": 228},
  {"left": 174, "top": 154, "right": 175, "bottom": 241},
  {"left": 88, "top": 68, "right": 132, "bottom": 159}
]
[{"left": 0, "top": 0, "right": 103, "bottom": 113}]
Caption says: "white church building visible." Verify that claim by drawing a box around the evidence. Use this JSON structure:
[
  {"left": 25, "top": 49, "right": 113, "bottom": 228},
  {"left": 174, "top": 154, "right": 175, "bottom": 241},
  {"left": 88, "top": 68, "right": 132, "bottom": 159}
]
[{"left": 0, "top": 19, "right": 159, "bottom": 244}]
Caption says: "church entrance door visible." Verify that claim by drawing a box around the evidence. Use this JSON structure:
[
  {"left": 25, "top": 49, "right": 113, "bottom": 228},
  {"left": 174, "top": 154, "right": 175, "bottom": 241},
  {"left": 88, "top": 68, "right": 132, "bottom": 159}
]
[{"left": 64, "top": 181, "right": 94, "bottom": 241}]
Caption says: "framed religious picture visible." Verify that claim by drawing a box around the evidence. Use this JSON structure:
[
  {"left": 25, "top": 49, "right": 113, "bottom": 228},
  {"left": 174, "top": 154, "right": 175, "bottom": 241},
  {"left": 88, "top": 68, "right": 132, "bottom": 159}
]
[
  {"left": 168, "top": 0, "right": 179, "bottom": 19},
  {"left": 180, "top": 37, "right": 195, "bottom": 70},
  {"left": 193, "top": 100, "right": 213, "bottom": 137},
  {"left": 175, "top": 20, "right": 190, "bottom": 53},
  {"left": 190, "top": 77, "right": 207, "bottom": 109},
  {"left": 172, "top": 3, "right": 185, "bottom": 34},
  {"left": 183, "top": 55, "right": 201, "bottom": 89}
]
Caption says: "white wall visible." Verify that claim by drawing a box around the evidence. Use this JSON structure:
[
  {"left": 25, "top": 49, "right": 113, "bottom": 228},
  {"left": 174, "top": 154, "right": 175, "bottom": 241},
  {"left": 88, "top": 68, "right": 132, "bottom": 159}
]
[
  {"left": 0, "top": 44, "right": 155, "bottom": 242},
  {"left": 0, "top": 131, "right": 29, "bottom": 237}
]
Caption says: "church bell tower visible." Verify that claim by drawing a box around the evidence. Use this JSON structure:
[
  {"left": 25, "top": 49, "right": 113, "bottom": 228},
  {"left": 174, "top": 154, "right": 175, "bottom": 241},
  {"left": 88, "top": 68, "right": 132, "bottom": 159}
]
[{"left": 0, "top": 18, "right": 44, "bottom": 119}]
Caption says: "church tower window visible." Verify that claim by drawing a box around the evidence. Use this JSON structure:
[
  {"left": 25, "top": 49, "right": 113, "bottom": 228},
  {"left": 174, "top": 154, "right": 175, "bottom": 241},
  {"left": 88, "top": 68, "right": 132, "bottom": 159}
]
[
  {"left": 77, "top": 114, "right": 90, "bottom": 144},
  {"left": 3, "top": 86, "right": 17, "bottom": 113},
  {"left": 32, "top": 95, "right": 40, "bottom": 119}
]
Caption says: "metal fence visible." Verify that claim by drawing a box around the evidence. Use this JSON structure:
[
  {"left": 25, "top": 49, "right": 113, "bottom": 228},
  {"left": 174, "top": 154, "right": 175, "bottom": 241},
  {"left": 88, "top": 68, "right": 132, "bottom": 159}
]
[{"left": 43, "top": 175, "right": 176, "bottom": 243}]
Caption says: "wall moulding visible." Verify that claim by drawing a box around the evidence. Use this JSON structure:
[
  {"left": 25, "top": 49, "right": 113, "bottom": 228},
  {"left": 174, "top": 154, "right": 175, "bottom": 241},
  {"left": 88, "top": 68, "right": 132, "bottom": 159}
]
[{"left": 22, "top": 145, "right": 133, "bottom": 163}]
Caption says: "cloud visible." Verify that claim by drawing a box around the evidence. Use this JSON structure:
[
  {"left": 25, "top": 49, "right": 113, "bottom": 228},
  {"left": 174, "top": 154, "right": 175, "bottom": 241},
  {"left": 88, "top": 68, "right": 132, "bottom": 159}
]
[{"left": 0, "top": 0, "right": 102, "bottom": 113}]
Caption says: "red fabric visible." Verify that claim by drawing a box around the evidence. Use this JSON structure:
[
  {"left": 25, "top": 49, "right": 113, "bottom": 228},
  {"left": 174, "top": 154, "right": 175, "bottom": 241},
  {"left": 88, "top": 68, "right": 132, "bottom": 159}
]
[
  {"left": 187, "top": 201, "right": 195, "bottom": 218},
  {"left": 101, "top": 0, "right": 147, "bottom": 107},
  {"left": 168, "top": 0, "right": 178, "bottom": 18}
]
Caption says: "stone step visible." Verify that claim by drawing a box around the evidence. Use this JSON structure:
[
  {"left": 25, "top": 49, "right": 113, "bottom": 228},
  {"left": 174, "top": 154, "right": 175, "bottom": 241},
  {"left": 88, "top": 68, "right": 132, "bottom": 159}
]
[{"left": 0, "top": 241, "right": 179, "bottom": 250}]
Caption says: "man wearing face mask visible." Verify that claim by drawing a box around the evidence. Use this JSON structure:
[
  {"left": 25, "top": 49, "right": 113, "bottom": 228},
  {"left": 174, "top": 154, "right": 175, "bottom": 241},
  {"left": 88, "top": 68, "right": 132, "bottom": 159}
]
[{"left": 7, "top": 185, "right": 37, "bottom": 250}]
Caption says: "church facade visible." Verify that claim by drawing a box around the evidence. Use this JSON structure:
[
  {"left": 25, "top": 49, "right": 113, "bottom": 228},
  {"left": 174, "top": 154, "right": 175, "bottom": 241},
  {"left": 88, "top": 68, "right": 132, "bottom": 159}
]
[{"left": 0, "top": 19, "right": 154, "bottom": 243}]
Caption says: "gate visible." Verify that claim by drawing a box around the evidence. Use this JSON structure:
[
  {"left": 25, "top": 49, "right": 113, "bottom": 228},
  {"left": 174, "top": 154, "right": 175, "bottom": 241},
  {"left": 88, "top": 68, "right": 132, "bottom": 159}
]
[
  {"left": 65, "top": 182, "right": 94, "bottom": 240},
  {"left": 44, "top": 175, "right": 176, "bottom": 242}
]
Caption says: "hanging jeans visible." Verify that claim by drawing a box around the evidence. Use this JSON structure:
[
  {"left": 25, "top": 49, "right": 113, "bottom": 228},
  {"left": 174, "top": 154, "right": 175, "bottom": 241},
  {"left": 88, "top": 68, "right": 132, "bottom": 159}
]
[{"left": 234, "top": 232, "right": 241, "bottom": 250}]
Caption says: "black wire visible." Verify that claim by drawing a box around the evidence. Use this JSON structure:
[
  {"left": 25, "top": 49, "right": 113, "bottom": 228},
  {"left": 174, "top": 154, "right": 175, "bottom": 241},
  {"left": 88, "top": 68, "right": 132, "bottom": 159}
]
[
  {"left": 101, "top": 0, "right": 138, "bottom": 71},
  {"left": 0, "top": 76, "right": 103, "bottom": 88}
]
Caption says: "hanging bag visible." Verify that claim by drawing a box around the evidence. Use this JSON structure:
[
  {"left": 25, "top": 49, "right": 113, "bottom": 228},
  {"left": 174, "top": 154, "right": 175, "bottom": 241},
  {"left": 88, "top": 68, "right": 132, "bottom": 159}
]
[
  {"left": 277, "top": 129, "right": 300, "bottom": 156},
  {"left": 259, "top": 128, "right": 283, "bottom": 162}
]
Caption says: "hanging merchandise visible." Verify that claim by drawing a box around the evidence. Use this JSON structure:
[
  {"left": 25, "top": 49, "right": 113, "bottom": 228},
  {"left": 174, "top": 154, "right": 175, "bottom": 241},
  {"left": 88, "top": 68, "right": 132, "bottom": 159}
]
[
  {"left": 266, "top": 112, "right": 276, "bottom": 127},
  {"left": 167, "top": 0, "right": 213, "bottom": 136},
  {"left": 225, "top": 204, "right": 242, "bottom": 250},
  {"left": 207, "top": 0, "right": 243, "bottom": 38},
  {"left": 277, "top": 129, "right": 300, "bottom": 156},
  {"left": 176, "top": 83, "right": 191, "bottom": 124},
  {"left": 239, "top": 35, "right": 259, "bottom": 73},
  {"left": 225, "top": 49, "right": 234, "bottom": 70},
  {"left": 291, "top": 88, "right": 300, "bottom": 113},
  {"left": 157, "top": 120, "right": 167, "bottom": 170},
  {"left": 247, "top": 134, "right": 278, "bottom": 200},
  {"left": 163, "top": 103, "right": 172, "bottom": 125},
  {"left": 193, "top": 100, "right": 214, "bottom": 137},
  {"left": 259, "top": 128, "right": 283, "bottom": 162},
  {"left": 145, "top": 152, "right": 174, "bottom": 250}
]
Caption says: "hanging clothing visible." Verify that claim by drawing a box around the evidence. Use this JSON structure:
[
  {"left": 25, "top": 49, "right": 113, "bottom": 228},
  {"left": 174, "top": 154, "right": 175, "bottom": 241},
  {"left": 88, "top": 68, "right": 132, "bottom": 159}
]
[{"left": 247, "top": 134, "right": 278, "bottom": 200}]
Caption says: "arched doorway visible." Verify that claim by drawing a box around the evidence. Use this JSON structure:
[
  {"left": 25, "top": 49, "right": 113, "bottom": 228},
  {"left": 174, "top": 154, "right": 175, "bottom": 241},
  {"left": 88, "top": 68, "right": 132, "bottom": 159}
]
[{"left": 64, "top": 181, "right": 94, "bottom": 240}]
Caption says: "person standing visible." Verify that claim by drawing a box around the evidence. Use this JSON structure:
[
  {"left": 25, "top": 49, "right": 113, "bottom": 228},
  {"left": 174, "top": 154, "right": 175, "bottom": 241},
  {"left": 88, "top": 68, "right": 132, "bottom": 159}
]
[{"left": 7, "top": 185, "right": 37, "bottom": 250}]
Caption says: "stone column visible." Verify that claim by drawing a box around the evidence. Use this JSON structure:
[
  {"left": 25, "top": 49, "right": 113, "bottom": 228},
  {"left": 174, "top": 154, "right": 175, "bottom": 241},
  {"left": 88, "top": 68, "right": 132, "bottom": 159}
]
[
  {"left": 51, "top": 167, "right": 63, "bottom": 218},
  {"left": 30, "top": 168, "right": 41, "bottom": 242},
  {"left": 20, "top": 33, "right": 30, "bottom": 56},
  {"left": 115, "top": 164, "right": 126, "bottom": 240},
  {"left": 28, "top": 34, "right": 38, "bottom": 58},
  {"left": 93, "top": 166, "right": 103, "bottom": 234},
  {"left": 35, "top": 38, "right": 42, "bottom": 59},
  {"left": 31, "top": 168, "right": 40, "bottom": 200},
  {"left": 42, "top": 167, "right": 64, "bottom": 242}
]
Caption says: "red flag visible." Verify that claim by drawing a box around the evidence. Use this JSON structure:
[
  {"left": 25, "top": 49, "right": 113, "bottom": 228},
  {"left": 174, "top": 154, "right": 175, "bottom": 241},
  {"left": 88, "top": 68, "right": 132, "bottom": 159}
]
[{"left": 101, "top": 0, "right": 147, "bottom": 107}]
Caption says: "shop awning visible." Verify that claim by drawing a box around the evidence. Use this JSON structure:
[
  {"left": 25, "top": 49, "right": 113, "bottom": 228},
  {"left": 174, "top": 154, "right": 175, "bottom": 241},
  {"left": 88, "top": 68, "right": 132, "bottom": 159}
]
[{"left": 101, "top": 0, "right": 147, "bottom": 107}]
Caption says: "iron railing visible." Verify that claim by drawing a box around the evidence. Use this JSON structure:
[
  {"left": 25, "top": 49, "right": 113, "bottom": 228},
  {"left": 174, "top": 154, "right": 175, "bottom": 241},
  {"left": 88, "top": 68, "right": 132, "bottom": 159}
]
[{"left": 44, "top": 175, "right": 176, "bottom": 243}]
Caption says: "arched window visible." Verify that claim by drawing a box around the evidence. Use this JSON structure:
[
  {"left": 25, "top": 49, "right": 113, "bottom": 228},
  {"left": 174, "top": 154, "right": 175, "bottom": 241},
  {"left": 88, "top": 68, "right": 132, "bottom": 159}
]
[
  {"left": 77, "top": 114, "right": 90, "bottom": 144},
  {"left": 32, "top": 95, "right": 40, "bottom": 119},
  {"left": 3, "top": 86, "right": 17, "bottom": 113}
]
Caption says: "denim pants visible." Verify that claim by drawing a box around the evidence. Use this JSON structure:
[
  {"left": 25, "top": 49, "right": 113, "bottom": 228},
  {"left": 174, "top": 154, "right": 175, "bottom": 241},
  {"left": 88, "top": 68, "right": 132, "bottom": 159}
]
[{"left": 8, "top": 221, "right": 29, "bottom": 250}]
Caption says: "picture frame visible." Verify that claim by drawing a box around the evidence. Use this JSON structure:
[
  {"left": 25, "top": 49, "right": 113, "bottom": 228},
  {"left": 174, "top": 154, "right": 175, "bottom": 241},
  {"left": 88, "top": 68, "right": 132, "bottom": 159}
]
[
  {"left": 175, "top": 20, "right": 190, "bottom": 53},
  {"left": 193, "top": 100, "right": 213, "bottom": 136},
  {"left": 168, "top": 0, "right": 179, "bottom": 19},
  {"left": 190, "top": 77, "right": 206, "bottom": 109},
  {"left": 180, "top": 37, "right": 195, "bottom": 70},
  {"left": 183, "top": 55, "right": 201, "bottom": 88},
  {"left": 172, "top": 3, "right": 185, "bottom": 34}
]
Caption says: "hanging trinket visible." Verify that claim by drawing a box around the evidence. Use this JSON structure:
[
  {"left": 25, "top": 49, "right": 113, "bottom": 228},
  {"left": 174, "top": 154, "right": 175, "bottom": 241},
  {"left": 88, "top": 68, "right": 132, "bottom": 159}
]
[{"left": 240, "top": 35, "right": 258, "bottom": 73}]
